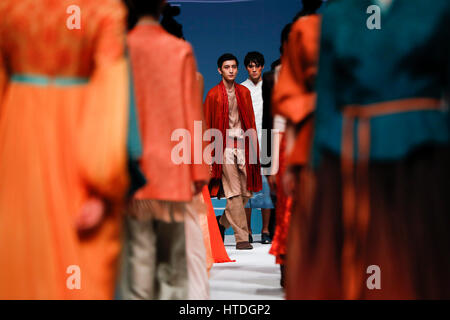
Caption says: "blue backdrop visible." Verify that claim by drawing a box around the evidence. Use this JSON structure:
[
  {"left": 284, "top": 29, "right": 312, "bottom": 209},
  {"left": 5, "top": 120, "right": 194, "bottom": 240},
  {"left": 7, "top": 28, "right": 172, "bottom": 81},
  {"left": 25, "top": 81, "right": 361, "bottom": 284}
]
[{"left": 168, "top": 0, "right": 302, "bottom": 99}]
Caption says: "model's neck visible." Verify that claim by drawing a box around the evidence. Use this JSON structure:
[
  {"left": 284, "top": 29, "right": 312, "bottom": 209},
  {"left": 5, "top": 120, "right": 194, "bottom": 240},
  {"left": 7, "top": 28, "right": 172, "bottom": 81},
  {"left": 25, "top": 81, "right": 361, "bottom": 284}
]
[
  {"left": 137, "top": 16, "right": 159, "bottom": 26},
  {"left": 222, "top": 78, "right": 235, "bottom": 90},
  {"left": 249, "top": 77, "right": 262, "bottom": 86}
]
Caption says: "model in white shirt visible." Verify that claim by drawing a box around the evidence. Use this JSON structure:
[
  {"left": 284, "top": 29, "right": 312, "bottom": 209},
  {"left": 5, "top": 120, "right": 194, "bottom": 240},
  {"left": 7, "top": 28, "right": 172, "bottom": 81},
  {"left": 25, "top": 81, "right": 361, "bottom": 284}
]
[
  {"left": 241, "top": 78, "right": 263, "bottom": 146},
  {"left": 240, "top": 51, "right": 274, "bottom": 244}
]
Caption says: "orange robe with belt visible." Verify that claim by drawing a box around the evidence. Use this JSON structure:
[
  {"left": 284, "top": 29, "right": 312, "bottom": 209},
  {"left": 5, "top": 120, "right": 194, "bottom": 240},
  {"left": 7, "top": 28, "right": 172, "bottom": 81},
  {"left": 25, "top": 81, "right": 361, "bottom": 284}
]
[
  {"left": 273, "top": 15, "right": 321, "bottom": 165},
  {"left": 0, "top": 0, "right": 129, "bottom": 299},
  {"left": 128, "top": 24, "right": 209, "bottom": 206}
]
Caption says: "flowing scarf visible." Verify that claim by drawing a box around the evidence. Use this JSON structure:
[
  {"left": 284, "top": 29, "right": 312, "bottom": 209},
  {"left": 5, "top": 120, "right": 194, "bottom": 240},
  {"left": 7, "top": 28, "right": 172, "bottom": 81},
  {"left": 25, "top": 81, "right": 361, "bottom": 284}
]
[{"left": 211, "top": 81, "right": 262, "bottom": 193}]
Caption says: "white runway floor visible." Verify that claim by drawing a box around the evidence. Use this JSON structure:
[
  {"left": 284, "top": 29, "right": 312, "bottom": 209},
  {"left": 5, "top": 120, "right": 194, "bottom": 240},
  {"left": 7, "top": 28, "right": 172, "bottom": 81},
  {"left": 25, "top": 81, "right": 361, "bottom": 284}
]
[{"left": 209, "top": 235, "right": 285, "bottom": 300}]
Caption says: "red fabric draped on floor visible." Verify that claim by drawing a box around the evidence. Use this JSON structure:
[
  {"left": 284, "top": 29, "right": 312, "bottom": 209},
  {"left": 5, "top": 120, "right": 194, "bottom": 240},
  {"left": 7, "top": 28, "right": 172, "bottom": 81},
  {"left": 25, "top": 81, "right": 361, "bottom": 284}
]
[{"left": 203, "top": 187, "right": 235, "bottom": 263}]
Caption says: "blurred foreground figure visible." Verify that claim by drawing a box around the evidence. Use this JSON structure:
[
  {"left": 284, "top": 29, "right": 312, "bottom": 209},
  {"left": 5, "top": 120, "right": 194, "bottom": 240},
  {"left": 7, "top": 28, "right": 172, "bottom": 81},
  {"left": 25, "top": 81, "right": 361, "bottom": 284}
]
[
  {"left": 272, "top": 0, "right": 322, "bottom": 294},
  {"left": 290, "top": 0, "right": 450, "bottom": 299},
  {"left": 0, "top": 0, "right": 130, "bottom": 299},
  {"left": 121, "top": 0, "right": 209, "bottom": 300},
  {"left": 163, "top": 1, "right": 219, "bottom": 297}
]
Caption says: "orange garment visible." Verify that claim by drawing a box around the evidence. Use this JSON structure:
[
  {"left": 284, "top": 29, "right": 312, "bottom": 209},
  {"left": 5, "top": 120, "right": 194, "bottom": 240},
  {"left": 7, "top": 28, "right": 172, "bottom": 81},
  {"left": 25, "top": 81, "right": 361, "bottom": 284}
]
[
  {"left": 128, "top": 24, "right": 209, "bottom": 206},
  {"left": 197, "top": 187, "right": 214, "bottom": 273},
  {"left": 272, "top": 15, "right": 321, "bottom": 165},
  {"left": 272, "top": 14, "right": 322, "bottom": 300},
  {"left": 0, "top": 0, "right": 129, "bottom": 299},
  {"left": 202, "top": 187, "right": 235, "bottom": 264},
  {"left": 268, "top": 134, "right": 292, "bottom": 265}
]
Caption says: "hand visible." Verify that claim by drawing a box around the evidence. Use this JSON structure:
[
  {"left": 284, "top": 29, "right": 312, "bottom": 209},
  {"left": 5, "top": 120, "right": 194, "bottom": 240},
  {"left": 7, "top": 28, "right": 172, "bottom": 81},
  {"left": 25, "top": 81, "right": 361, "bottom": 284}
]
[{"left": 76, "top": 197, "right": 105, "bottom": 232}]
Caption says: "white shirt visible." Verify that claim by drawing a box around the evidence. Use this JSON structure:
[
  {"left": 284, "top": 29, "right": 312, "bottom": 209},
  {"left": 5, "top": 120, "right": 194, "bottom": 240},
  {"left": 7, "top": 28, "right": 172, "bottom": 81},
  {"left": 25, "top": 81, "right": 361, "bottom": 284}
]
[{"left": 241, "top": 78, "right": 263, "bottom": 146}]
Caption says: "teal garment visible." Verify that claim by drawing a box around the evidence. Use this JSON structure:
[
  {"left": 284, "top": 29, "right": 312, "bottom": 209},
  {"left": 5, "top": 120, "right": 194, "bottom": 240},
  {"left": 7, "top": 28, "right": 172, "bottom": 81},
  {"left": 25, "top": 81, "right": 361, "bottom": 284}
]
[
  {"left": 127, "top": 59, "right": 143, "bottom": 160},
  {"left": 313, "top": 0, "right": 450, "bottom": 166},
  {"left": 126, "top": 58, "right": 147, "bottom": 196},
  {"left": 10, "top": 74, "right": 88, "bottom": 86}
]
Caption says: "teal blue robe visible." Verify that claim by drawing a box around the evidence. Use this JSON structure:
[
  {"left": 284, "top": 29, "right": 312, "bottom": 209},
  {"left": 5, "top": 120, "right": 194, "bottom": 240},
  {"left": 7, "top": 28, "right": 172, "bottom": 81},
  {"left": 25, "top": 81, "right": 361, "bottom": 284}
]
[{"left": 313, "top": 0, "right": 449, "bottom": 165}]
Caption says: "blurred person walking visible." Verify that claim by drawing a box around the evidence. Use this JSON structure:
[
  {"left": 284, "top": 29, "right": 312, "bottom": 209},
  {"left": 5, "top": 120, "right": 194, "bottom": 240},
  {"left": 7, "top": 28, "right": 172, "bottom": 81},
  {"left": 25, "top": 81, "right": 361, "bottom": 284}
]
[
  {"left": 0, "top": 0, "right": 131, "bottom": 299},
  {"left": 121, "top": 0, "right": 209, "bottom": 300},
  {"left": 272, "top": 0, "right": 323, "bottom": 294},
  {"left": 288, "top": 0, "right": 450, "bottom": 299}
]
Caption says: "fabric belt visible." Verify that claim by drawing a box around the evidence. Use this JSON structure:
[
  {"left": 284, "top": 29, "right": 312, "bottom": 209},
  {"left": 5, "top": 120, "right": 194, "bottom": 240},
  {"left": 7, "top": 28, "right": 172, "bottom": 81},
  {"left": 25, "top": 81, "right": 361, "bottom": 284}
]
[
  {"left": 340, "top": 97, "right": 443, "bottom": 299},
  {"left": 10, "top": 74, "right": 89, "bottom": 86}
]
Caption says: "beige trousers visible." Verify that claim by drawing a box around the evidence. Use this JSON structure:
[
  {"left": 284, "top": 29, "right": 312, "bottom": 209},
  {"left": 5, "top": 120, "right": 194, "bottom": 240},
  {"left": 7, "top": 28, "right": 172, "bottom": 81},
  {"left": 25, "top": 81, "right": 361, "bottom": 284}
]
[
  {"left": 184, "top": 194, "right": 209, "bottom": 300},
  {"left": 220, "top": 195, "right": 250, "bottom": 243},
  {"left": 120, "top": 200, "right": 188, "bottom": 300}
]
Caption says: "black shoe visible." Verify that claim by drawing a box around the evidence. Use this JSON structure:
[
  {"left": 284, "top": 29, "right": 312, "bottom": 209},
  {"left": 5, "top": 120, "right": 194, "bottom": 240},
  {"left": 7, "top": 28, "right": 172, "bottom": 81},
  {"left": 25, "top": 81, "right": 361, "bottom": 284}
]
[
  {"left": 216, "top": 215, "right": 225, "bottom": 242},
  {"left": 261, "top": 233, "right": 272, "bottom": 244},
  {"left": 236, "top": 241, "right": 253, "bottom": 250},
  {"left": 249, "top": 233, "right": 253, "bottom": 243},
  {"left": 280, "top": 264, "right": 285, "bottom": 288}
]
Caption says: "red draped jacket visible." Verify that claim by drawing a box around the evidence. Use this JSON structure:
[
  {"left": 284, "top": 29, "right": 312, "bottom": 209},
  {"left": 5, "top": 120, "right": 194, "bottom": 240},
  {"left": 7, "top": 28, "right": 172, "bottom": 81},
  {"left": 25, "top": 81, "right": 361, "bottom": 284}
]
[{"left": 203, "top": 81, "right": 262, "bottom": 197}]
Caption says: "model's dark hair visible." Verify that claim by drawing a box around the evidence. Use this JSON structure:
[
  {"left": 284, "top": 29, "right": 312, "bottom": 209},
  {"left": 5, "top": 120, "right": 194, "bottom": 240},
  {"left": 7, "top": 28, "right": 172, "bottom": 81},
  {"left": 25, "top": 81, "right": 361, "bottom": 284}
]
[
  {"left": 280, "top": 23, "right": 293, "bottom": 55},
  {"left": 244, "top": 51, "right": 265, "bottom": 68},
  {"left": 294, "top": 0, "right": 323, "bottom": 21},
  {"left": 217, "top": 53, "right": 239, "bottom": 69},
  {"left": 271, "top": 59, "right": 281, "bottom": 71},
  {"left": 161, "top": 4, "right": 184, "bottom": 39},
  {"left": 123, "top": 0, "right": 165, "bottom": 30}
]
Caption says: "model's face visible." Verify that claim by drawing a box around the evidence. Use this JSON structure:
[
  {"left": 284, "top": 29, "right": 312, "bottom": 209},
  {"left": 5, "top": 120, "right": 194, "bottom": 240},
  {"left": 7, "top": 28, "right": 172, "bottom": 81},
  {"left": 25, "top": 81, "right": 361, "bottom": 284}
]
[
  {"left": 219, "top": 60, "right": 238, "bottom": 82},
  {"left": 246, "top": 62, "right": 263, "bottom": 82}
]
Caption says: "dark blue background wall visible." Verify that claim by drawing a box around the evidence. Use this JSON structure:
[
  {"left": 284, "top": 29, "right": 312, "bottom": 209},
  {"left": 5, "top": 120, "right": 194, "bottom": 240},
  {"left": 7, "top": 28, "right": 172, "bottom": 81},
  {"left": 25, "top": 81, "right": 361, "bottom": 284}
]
[{"left": 168, "top": 0, "right": 302, "bottom": 99}]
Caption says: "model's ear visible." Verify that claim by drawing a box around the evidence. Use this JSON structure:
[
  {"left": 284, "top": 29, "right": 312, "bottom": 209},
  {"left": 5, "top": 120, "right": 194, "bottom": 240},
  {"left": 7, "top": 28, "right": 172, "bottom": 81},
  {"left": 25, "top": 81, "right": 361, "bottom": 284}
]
[{"left": 218, "top": 68, "right": 222, "bottom": 75}]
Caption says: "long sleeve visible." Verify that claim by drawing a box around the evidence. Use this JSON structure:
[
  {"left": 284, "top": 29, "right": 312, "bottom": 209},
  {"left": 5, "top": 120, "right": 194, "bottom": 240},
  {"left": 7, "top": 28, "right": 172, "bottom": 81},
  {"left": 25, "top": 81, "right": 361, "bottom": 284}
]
[
  {"left": 272, "top": 19, "right": 317, "bottom": 124},
  {"left": 181, "top": 49, "right": 209, "bottom": 183},
  {"left": 261, "top": 72, "right": 275, "bottom": 170},
  {"left": 78, "top": 2, "right": 129, "bottom": 200}
]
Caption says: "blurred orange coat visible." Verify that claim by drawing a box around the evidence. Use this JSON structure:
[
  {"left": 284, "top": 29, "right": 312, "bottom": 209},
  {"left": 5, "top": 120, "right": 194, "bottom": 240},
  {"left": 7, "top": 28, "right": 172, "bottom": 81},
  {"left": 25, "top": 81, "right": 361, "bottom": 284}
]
[
  {"left": 0, "top": 0, "right": 129, "bottom": 299},
  {"left": 128, "top": 24, "right": 209, "bottom": 203},
  {"left": 273, "top": 15, "right": 321, "bottom": 165}
]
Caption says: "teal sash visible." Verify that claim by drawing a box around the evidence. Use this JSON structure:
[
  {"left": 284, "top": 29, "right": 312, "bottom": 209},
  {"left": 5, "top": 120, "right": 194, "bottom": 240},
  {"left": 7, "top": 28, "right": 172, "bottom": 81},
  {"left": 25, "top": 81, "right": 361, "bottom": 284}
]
[{"left": 10, "top": 74, "right": 89, "bottom": 86}]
